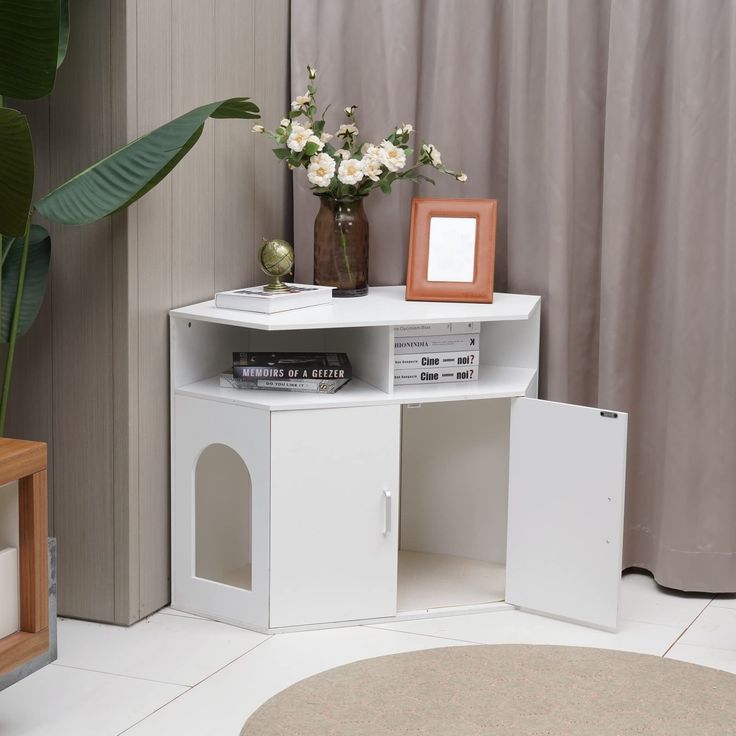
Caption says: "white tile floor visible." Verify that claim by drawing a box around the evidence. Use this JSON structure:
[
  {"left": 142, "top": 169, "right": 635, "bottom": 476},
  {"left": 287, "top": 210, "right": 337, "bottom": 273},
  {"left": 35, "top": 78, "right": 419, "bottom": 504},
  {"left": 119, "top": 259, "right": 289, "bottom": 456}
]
[{"left": 1, "top": 571, "right": 734, "bottom": 736}]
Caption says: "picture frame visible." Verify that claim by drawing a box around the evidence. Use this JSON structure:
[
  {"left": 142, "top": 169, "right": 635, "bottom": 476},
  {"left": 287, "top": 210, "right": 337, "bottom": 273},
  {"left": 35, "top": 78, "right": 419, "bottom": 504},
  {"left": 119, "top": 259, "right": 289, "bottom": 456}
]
[{"left": 405, "top": 198, "right": 497, "bottom": 303}]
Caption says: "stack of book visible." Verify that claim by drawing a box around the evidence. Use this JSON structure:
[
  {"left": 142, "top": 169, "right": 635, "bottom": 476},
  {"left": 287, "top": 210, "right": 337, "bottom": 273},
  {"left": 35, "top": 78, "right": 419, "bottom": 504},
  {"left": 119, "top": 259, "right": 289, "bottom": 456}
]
[
  {"left": 394, "top": 322, "right": 481, "bottom": 385},
  {"left": 220, "top": 352, "right": 352, "bottom": 394}
]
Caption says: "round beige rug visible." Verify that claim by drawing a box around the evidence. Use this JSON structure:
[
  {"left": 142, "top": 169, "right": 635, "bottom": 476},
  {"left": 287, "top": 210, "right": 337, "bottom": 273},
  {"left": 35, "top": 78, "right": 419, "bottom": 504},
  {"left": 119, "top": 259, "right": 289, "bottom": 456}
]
[{"left": 241, "top": 644, "right": 736, "bottom": 735}]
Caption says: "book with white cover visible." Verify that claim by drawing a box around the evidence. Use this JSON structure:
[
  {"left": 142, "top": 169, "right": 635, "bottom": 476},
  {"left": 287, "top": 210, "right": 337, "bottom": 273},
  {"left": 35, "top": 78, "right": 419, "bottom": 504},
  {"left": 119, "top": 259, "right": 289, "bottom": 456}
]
[
  {"left": 394, "top": 351, "right": 480, "bottom": 370},
  {"left": 215, "top": 283, "right": 333, "bottom": 314},
  {"left": 394, "top": 367, "right": 479, "bottom": 385},
  {"left": 394, "top": 333, "right": 480, "bottom": 354},
  {"left": 0, "top": 547, "right": 19, "bottom": 639},
  {"left": 394, "top": 321, "right": 480, "bottom": 337}
]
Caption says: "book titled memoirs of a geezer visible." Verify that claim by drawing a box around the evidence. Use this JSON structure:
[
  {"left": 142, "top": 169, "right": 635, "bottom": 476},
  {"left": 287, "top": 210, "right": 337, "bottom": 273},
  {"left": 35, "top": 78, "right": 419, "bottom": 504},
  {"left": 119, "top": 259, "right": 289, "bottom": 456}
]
[{"left": 232, "top": 352, "right": 352, "bottom": 380}]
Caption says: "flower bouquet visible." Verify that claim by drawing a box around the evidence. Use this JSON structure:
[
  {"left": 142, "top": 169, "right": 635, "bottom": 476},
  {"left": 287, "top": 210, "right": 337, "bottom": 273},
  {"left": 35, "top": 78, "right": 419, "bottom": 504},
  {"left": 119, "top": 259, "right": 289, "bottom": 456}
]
[{"left": 253, "top": 66, "right": 466, "bottom": 296}]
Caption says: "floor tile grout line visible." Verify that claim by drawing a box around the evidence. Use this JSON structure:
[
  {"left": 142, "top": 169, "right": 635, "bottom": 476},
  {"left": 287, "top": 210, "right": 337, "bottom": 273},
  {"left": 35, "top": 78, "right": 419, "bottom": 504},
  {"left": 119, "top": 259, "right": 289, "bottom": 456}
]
[
  {"left": 115, "top": 685, "right": 195, "bottom": 736},
  {"left": 156, "top": 611, "right": 206, "bottom": 621},
  {"left": 621, "top": 597, "right": 716, "bottom": 630},
  {"left": 52, "top": 632, "right": 274, "bottom": 701},
  {"left": 662, "top": 596, "right": 716, "bottom": 658},
  {"left": 51, "top": 662, "right": 192, "bottom": 689},
  {"left": 361, "top": 623, "right": 486, "bottom": 647},
  {"left": 115, "top": 636, "right": 274, "bottom": 736}
]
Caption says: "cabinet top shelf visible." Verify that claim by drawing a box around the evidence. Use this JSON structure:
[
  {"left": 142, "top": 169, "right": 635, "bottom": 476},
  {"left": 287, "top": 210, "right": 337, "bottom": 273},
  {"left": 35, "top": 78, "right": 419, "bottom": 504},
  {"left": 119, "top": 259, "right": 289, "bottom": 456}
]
[{"left": 170, "top": 286, "right": 541, "bottom": 332}]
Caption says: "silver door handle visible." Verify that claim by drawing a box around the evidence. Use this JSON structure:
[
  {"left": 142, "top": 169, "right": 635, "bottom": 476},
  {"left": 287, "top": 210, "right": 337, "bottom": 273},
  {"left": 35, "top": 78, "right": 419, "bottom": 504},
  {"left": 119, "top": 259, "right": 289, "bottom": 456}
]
[{"left": 382, "top": 489, "right": 392, "bottom": 535}]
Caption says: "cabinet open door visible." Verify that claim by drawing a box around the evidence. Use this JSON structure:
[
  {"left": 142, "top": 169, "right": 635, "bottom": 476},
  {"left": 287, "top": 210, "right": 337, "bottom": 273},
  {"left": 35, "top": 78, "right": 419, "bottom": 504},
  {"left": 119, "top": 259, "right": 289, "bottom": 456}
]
[{"left": 506, "top": 398, "right": 627, "bottom": 630}]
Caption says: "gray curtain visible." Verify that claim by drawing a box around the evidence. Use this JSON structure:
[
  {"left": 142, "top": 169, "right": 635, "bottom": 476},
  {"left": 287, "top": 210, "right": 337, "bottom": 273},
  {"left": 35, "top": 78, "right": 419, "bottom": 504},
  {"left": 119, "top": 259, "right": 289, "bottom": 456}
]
[{"left": 291, "top": 0, "right": 736, "bottom": 592}]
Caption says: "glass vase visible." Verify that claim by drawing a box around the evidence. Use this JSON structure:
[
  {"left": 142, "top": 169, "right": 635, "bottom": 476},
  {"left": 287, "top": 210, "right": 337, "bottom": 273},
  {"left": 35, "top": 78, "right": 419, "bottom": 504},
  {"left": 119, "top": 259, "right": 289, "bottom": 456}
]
[{"left": 313, "top": 195, "right": 369, "bottom": 297}]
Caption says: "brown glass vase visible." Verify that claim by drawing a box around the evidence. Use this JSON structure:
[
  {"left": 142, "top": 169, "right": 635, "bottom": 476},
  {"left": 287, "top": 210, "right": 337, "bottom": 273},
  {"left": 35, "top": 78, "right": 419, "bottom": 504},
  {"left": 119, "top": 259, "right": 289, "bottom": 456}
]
[{"left": 313, "top": 195, "right": 369, "bottom": 297}]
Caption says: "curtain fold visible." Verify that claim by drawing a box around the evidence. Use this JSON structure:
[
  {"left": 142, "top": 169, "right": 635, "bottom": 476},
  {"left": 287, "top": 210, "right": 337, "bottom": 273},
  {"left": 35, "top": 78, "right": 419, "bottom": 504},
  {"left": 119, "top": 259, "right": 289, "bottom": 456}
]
[{"left": 290, "top": 0, "right": 736, "bottom": 591}]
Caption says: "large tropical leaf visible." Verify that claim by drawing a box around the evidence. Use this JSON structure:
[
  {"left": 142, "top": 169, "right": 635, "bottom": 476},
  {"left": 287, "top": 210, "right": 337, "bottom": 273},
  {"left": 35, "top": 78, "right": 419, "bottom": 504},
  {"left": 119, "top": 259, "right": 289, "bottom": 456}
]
[
  {"left": 57, "top": 0, "right": 70, "bottom": 69},
  {"left": 0, "top": 0, "right": 61, "bottom": 99},
  {"left": 35, "top": 97, "right": 260, "bottom": 225},
  {"left": 1, "top": 225, "right": 51, "bottom": 342},
  {"left": 0, "top": 107, "right": 34, "bottom": 236}
]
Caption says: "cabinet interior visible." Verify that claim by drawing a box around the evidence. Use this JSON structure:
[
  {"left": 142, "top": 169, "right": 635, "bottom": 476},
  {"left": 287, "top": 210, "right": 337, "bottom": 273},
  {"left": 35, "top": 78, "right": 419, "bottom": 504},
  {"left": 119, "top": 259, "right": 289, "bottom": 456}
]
[
  {"left": 398, "top": 398, "right": 511, "bottom": 613},
  {"left": 194, "top": 443, "right": 253, "bottom": 591}
]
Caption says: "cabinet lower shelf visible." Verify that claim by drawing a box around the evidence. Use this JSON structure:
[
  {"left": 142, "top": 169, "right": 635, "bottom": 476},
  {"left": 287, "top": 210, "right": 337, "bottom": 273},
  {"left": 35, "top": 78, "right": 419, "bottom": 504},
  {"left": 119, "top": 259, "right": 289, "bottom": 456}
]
[
  {"left": 397, "top": 550, "right": 506, "bottom": 613},
  {"left": 177, "top": 365, "right": 537, "bottom": 411}
]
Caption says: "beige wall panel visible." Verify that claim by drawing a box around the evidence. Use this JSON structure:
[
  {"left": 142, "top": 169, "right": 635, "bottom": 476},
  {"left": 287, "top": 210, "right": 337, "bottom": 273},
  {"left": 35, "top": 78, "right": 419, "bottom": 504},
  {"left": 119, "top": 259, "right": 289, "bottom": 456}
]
[
  {"left": 253, "top": 0, "right": 292, "bottom": 273},
  {"left": 49, "top": 0, "right": 115, "bottom": 621},
  {"left": 112, "top": 0, "right": 137, "bottom": 624},
  {"left": 171, "top": 1, "right": 216, "bottom": 308},
  {"left": 214, "top": 1, "right": 257, "bottom": 292},
  {"left": 133, "top": 0, "right": 174, "bottom": 621}
]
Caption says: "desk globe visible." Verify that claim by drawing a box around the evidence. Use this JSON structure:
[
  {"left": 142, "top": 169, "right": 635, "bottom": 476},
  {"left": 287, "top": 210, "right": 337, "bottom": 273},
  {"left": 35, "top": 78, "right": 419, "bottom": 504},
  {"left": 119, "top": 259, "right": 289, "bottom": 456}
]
[{"left": 259, "top": 238, "right": 294, "bottom": 292}]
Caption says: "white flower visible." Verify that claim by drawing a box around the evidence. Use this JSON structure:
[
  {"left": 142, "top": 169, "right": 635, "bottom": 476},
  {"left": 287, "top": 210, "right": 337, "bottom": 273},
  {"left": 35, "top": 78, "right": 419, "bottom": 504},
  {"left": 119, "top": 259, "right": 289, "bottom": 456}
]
[
  {"left": 307, "top": 153, "right": 336, "bottom": 187},
  {"left": 251, "top": 124, "right": 265, "bottom": 133},
  {"left": 337, "top": 158, "right": 364, "bottom": 185},
  {"left": 378, "top": 140, "right": 406, "bottom": 172},
  {"left": 287, "top": 123, "right": 315, "bottom": 152},
  {"left": 344, "top": 105, "right": 357, "bottom": 116},
  {"left": 362, "top": 143, "right": 381, "bottom": 159},
  {"left": 307, "top": 65, "right": 317, "bottom": 79},
  {"left": 336, "top": 148, "right": 351, "bottom": 159},
  {"left": 320, "top": 131, "right": 333, "bottom": 142},
  {"left": 361, "top": 143, "right": 384, "bottom": 181},
  {"left": 400, "top": 123, "right": 413, "bottom": 134},
  {"left": 422, "top": 143, "right": 442, "bottom": 167},
  {"left": 456, "top": 172, "right": 468, "bottom": 182},
  {"left": 337, "top": 123, "right": 359, "bottom": 138},
  {"left": 279, "top": 118, "right": 290, "bottom": 128},
  {"left": 362, "top": 157, "right": 383, "bottom": 182},
  {"left": 291, "top": 92, "right": 312, "bottom": 110}
]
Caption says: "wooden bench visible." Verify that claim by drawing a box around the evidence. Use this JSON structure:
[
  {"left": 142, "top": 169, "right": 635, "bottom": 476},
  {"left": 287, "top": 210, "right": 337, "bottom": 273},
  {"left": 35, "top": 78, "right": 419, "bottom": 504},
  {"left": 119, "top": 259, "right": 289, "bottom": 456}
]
[{"left": 0, "top": 438, "right": 52, "bottom": 683}]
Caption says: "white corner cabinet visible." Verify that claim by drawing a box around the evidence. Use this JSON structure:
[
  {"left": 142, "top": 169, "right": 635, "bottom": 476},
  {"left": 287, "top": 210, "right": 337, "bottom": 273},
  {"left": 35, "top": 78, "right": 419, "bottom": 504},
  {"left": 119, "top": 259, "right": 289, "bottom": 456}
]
[{"left": 170, "top": 286, "right": 627, "bottom": 633}]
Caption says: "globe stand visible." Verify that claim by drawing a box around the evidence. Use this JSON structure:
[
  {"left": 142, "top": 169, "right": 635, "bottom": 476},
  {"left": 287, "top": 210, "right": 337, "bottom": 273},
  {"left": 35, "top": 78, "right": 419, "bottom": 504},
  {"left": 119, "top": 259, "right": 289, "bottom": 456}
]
[
  {"left": 263, "top": 276, "right": 289, "bottom": 293},
  {"left": 258, "top": 237, "right": 294, "bottom": 293}
]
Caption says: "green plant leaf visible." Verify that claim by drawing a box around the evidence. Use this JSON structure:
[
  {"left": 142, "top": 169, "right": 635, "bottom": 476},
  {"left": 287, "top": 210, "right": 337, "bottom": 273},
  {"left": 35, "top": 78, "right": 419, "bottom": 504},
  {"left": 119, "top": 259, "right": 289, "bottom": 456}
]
[
  {"left": 0, "top": 225, "right": 50, "bottom": 342},
  {"left": 57, "top": 0, "right": 69, "bottom": 68},
  {"left": 0, "top": 107, "right": 34, "bottom": 236},
  {"left": 35, "top": 97, "right": 259, "bottom": 225},
  {"left": 272, "top": 148, "right": 290, "bottom": 160},
  {"left": 303, "top": 141, "right": 320, "bottom": 157},
  {"left": 0, "top": 0, "right": 61, "bottom": 99}
]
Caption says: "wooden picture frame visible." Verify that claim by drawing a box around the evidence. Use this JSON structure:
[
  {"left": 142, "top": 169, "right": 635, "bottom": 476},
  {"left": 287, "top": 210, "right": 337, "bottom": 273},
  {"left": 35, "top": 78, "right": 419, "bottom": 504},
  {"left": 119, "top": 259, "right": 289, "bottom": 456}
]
[{"left": 405, "top": 198, "right": 497, "bottom": 303}]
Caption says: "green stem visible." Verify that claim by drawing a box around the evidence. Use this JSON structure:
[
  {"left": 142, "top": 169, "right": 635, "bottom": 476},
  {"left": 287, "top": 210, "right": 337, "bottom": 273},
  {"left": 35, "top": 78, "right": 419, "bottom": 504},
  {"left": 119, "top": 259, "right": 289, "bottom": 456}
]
[
  {"left": 338, "top": 223, "right": 353, "bottom": 286},
  {"left": 0, "top": 215, "right": 31, "bottom": 436}
]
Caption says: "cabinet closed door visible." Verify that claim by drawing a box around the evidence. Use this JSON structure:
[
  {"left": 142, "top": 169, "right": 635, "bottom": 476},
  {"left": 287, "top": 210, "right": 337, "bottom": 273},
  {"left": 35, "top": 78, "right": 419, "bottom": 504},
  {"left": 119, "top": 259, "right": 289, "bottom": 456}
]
[
  {"left": 269, "top": 404, "right": 401, "bottom": 628},
  {"left": 172, "top": 396, "right": 271, "bottom": 629},
  {"left": 506, "top": 398, "right": 628, "bottom": 630}
]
